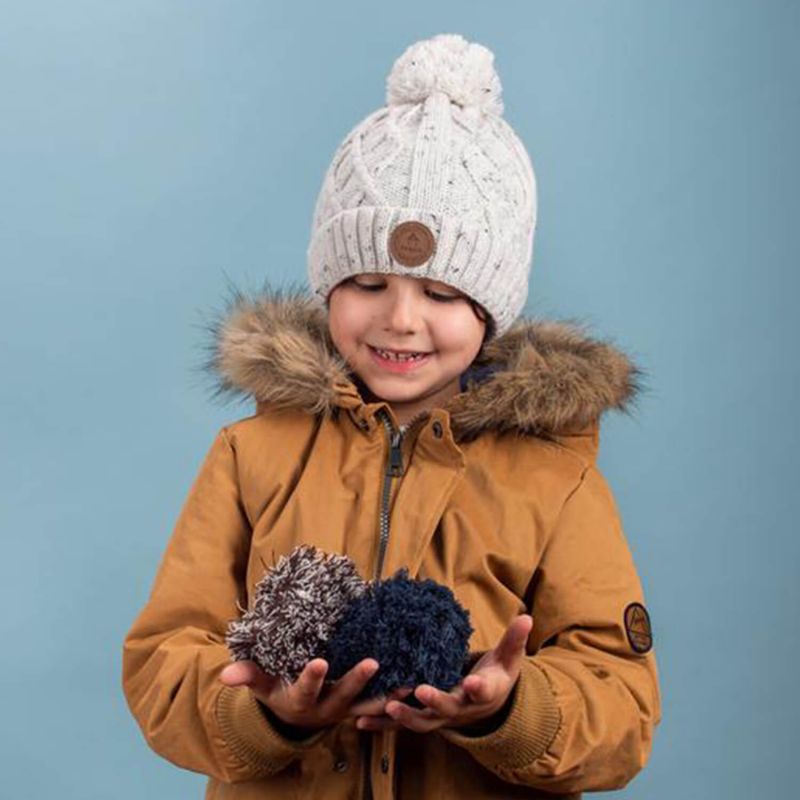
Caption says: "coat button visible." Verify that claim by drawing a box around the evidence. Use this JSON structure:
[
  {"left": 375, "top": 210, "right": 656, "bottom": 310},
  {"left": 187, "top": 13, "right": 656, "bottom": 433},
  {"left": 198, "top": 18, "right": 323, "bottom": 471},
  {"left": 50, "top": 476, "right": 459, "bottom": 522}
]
[
  {"left": 380, "top": 754, "right": 390, "bottom": 773},
  {"left": 333, "top": 758, "right": 349, "bottom": 773},
  {"left": 432, "top": 421, "right": 443, "bottom": 438}
]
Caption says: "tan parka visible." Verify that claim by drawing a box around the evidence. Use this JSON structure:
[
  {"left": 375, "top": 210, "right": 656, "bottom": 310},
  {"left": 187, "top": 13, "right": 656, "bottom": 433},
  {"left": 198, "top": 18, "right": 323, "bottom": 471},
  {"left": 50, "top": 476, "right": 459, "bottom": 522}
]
[{"left": 122, "top": 288, "right": 662, "bottom": 799}]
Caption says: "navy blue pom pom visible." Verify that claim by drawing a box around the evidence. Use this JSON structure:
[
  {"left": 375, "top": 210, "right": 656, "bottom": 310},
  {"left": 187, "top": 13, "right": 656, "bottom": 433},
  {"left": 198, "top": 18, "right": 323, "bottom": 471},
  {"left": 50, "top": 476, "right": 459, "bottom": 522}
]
[{"left": 324, "top": 568, "right": 473, "bottom": 701}]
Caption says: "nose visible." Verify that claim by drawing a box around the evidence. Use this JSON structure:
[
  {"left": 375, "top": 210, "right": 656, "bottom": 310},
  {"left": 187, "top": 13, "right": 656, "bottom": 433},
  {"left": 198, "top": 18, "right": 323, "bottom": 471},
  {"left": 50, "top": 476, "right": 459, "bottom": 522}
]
[{"left": 382, "top": 285, "right": 420, "bottom": 333}]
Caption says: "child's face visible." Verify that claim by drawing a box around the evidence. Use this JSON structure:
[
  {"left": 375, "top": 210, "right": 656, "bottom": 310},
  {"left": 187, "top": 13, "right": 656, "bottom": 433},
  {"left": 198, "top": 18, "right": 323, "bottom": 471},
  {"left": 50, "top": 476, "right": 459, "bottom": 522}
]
[{"left": 327, "top": 273, "right": 486, "bottom": 426}]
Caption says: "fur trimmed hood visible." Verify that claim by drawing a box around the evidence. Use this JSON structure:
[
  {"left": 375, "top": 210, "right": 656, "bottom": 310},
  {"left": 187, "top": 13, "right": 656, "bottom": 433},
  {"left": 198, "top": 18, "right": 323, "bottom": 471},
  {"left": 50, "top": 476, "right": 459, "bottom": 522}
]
[{"left": 199, "top": 283, "right": 646, "bottom": 443}]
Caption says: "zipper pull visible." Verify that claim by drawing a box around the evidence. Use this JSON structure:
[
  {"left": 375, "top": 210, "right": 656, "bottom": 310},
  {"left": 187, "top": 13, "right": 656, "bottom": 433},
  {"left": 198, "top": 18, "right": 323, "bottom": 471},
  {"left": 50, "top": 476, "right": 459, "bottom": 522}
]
[{"left": 387, "top": 430, "right": 404, "bottom": 477}]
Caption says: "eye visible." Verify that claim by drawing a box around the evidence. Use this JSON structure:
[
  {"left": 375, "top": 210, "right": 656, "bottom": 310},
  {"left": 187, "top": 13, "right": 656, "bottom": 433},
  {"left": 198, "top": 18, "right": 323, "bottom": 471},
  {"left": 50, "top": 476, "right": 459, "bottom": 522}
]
[
  {"left": 351, "top": 278, "right": 384, "bottom": 292},
  {"left": 349, "top": 277, "right": 460, "bottom": 302},
  {"left": 426, "top": 290, "right": 459, "bottom": 302}
]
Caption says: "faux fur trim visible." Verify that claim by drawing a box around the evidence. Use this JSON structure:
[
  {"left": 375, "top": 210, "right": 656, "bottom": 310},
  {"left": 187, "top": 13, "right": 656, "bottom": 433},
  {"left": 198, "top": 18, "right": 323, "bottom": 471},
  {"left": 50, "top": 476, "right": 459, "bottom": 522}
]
[{"left": 197, "top": 281, "right": 646, "bottom": 442}]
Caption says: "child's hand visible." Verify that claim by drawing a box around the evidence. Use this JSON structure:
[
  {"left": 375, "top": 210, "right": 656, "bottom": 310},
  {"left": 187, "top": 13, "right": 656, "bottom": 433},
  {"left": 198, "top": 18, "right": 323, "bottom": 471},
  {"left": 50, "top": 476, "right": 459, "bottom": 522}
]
[
  {"left": 355, "top": 614, "right": 534, "bottom": 734},
  {"left": 219, "top": 657, "right": 410, "bottom": 733}
]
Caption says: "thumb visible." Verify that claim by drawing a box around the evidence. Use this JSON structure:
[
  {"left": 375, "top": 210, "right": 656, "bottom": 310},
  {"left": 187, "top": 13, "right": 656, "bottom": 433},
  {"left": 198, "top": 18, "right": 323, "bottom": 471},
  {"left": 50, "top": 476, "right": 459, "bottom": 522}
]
[
  {"left": 495, "top": 614, "right": 533, "bottom": 672},
  {"left": 220, "top": 660, "right": 271, "bottom": 689}
]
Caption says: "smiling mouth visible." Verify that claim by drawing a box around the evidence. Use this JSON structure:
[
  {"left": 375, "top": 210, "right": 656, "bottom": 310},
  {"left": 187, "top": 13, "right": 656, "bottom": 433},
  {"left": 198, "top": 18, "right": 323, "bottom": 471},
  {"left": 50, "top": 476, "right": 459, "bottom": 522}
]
[{"left": 369, "top": 345, "right": 431, "bottom": 362}]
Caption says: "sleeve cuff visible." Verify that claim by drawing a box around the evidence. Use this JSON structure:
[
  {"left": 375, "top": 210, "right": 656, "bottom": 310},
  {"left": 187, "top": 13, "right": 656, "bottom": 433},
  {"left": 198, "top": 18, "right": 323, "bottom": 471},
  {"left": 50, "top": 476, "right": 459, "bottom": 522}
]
[
  {"left": 438, "top": 658, "right": 562, "bottom": 770},
  {"left": 215, "top": 684, "right": 329, "bottom": 774}
]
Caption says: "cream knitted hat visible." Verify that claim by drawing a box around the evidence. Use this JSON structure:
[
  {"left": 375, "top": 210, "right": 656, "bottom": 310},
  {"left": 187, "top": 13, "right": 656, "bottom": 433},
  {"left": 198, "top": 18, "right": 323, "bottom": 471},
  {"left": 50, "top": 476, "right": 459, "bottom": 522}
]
[{"left": 306, "top": 33, "right": 537, "bottom": 338}]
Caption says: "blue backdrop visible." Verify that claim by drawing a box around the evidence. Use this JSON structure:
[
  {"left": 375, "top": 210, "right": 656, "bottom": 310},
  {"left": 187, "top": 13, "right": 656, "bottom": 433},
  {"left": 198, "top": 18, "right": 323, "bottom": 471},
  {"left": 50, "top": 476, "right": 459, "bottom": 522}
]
[{"left": 1, "top": 1, "right": 797, "bottom": 797}]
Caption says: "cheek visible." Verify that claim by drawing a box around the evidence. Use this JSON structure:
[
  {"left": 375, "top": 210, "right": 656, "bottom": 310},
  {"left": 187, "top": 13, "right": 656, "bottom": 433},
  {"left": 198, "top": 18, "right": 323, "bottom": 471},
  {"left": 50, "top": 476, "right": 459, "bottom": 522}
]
[
  {"left": 434, "top": 312, "right": 485, "bottom": 356},
  {"left": 328, "top": 299, "right": 369, "bottom": 348}
]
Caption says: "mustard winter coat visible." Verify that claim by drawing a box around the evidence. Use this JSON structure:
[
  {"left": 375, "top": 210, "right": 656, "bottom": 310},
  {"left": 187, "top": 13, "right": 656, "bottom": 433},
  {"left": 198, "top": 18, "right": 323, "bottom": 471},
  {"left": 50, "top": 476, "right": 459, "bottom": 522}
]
[{"left": 122, "top": 288, "right": 662, "bottom": 799}]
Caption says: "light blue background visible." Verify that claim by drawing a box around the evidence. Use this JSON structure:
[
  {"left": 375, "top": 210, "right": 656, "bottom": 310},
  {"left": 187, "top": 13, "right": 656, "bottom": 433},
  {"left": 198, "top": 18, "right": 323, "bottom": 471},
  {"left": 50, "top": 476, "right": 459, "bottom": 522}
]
[{"left": 1, "top": 1, "right": 797, "bottom": 797}]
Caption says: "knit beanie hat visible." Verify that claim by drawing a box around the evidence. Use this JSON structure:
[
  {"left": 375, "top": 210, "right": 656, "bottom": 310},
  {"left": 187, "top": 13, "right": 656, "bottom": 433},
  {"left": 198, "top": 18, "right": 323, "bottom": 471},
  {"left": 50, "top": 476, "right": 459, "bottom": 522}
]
[{"left": 306, "top": 33, "right": 537, "bottom": 339}]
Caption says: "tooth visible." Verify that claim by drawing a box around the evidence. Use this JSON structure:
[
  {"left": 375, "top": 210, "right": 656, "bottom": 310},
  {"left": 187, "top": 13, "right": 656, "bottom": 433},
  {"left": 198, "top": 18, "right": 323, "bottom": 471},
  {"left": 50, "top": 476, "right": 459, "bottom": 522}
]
[{"left": 377, "top": 348, "right": 421, "bottom": 361}]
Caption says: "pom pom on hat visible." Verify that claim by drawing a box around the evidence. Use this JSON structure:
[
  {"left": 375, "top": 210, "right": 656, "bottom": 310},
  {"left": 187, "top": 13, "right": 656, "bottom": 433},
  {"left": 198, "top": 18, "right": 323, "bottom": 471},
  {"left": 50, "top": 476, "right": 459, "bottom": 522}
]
[
  {"left": 386, "top": 32, "right": 504, "bottom": 115},
  {"left": 225, "top": 545, "right": 367, "bottom": 684}
]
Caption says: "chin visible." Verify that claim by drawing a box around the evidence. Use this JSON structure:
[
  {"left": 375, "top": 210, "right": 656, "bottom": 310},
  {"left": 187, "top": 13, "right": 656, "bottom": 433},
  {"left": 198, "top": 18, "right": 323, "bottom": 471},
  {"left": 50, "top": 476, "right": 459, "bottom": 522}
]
[{"left": 363, "top": 377, "right": 420, "bottom": 395}]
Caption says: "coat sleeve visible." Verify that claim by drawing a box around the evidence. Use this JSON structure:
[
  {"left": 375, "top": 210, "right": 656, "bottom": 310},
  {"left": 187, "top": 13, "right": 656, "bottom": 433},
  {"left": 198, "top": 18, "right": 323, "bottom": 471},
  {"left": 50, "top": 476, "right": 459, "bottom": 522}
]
[
  {"left": 121, "top": 427, "right": 328, "bottom": 784},
  {"left": 439, "top": 463, "right": 662, "bottom": 792}
]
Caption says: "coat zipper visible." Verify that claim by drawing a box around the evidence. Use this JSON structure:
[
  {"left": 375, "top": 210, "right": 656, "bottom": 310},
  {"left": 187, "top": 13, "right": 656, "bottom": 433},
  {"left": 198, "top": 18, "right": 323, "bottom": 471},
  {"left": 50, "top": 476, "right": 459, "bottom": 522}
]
[
  {"left": 363, "top": 407, "right": 405, "bottom": 800},
  {"left": 374, "top": 409, "right": 405, "bottom": 581}
]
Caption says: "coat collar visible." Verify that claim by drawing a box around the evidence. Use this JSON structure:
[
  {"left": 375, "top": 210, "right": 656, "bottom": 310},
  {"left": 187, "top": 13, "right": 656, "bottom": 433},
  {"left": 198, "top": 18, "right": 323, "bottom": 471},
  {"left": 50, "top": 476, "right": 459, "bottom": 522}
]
[{"left": 200, "top": 283, "right": 645, "bottom": 444}]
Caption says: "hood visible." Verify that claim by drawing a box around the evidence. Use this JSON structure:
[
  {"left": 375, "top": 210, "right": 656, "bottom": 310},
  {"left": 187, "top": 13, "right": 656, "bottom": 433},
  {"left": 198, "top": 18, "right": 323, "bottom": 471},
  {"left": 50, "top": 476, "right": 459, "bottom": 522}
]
[{"left": 199, "top": 283, "right": 646, "bottom": 444}]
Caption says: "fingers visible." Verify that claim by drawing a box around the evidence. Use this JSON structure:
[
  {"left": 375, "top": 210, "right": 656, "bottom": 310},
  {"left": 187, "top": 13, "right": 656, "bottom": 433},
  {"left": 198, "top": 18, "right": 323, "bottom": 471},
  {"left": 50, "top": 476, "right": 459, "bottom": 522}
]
[
  {"left": 462, "top": 674, "right": 492, "bottom": 704},
  {"left": 349, "top": 685, "right": 412, "bottom": 718},
  {"left": 219, "top": 660, "right": 277, "bottom": 694},
  {"left": 411, "top": 684, "right": 463, "bottom": 719},
  {"left": 319, "top": 658, "right": 380, "bottom": 717},
  {"left": 358, "top": 679, "right": 500, "bottom": 734},
  {"left": 351, "top": 684, "right": 419, "bottom": 733},
  {"left": 457, "top": 615, "right": 532, "bottom": 708},
  {"left": 357, "top": 704, "right": 441, "bottom": 733},
  {"left": 219, "top": 661, "right": 251, "bottom": 686},
  {"left": 375, "top": 683, "right": 469, "bottom": 733},
  {"left": 291, "top": 658, "right": 329, "bottom": 706},
  {"left": 353, "top": 686, "right": 423, "bottom": 731},
  {"left": 494, "top": 614, "right": 533, "bottom": 672},
  {"left": 383, "top": 698, "right": 443, "bottom": 733}
]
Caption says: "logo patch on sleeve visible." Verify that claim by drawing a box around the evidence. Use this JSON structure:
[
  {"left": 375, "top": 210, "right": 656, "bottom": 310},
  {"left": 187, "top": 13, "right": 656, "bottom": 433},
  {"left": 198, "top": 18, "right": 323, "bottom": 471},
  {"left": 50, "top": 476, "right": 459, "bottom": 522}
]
[{"left": 623, "top": 602, "right": 653, "bottom": 654}]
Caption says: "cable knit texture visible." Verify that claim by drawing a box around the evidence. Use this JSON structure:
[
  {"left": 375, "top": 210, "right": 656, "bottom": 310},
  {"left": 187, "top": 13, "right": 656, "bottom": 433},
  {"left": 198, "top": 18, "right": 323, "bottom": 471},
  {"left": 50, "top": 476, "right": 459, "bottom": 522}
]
[{"left": 306, "top": 33, "right": 537, "bottom": 337}]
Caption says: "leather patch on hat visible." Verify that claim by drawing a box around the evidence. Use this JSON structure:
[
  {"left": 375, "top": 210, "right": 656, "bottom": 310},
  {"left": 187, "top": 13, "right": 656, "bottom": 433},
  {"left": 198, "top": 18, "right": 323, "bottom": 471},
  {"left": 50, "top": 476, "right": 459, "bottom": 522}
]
[
  {"left": 389, "top": 221, "right": 436, "bottom": 267},
  {"left": 623, "top": 602, "right": 653, "bottom": 654}
]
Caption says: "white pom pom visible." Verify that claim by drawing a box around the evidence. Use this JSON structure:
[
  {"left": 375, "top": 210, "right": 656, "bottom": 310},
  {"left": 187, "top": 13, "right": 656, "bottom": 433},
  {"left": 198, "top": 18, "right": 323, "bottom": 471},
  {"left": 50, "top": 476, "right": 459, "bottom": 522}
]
[{"left": 386, "top": 33, "right": 504, "bottom": 115}]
